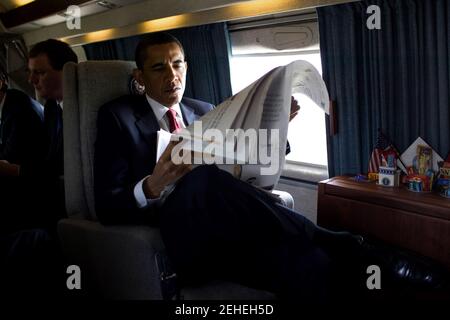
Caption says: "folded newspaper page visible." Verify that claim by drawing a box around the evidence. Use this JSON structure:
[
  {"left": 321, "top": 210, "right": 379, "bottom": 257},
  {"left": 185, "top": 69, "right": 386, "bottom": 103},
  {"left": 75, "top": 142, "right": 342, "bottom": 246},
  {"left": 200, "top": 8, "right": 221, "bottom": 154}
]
[{"left": 158, "top": 60, "right": 329, "bottom": 189}]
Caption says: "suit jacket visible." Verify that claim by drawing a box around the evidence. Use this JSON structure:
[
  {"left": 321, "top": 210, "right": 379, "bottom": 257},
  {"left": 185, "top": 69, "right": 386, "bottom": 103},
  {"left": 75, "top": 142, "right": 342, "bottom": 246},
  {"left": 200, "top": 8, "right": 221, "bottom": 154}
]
[
  {"left": 0, "top": 89, "right": 46, "bottom": 176},
  {"left": 0, "top": 94, "right": 65, "bottom": 232},
  {"left": 94, "top": 94, "right": 214, "bottom": 224}
]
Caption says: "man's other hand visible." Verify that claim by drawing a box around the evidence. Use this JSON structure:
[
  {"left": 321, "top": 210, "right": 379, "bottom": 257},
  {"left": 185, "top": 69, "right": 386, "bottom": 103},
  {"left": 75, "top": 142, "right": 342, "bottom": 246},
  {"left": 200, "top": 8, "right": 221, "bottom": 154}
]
[{"left": 142, "top": 140, "right": 192, "bottom": 199}]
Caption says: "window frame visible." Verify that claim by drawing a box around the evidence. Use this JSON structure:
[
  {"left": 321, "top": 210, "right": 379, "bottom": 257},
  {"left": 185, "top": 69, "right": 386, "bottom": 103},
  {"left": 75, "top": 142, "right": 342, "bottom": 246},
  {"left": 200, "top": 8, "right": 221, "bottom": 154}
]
[{"left": 228, "top": 15, "right": 329, "bottom": 183}]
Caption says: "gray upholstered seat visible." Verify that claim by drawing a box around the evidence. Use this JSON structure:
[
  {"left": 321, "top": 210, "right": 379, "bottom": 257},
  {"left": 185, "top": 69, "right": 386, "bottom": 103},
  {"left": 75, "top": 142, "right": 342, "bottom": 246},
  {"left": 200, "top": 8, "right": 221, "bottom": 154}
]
[{"left": 58, "top": 60, "right": 283, "bottom": 299}]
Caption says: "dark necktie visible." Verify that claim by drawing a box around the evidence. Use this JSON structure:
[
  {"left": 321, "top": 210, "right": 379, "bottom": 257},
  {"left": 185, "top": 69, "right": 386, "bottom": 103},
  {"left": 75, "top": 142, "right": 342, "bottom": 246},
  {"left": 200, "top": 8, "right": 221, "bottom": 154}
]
[
  {"left": 45, "top": 100, "right": 62, "bottom": 161},
  {"left": 166, "top": 108, "right": 181, "bottom": 133}
]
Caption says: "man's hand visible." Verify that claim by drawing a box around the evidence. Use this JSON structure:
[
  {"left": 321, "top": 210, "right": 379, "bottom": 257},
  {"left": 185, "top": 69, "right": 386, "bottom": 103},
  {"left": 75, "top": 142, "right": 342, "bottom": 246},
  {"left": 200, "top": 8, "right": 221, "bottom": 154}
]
[
  {"left": 142, "top": 140, "right": 192, "bottom": 199},
  {"left": 289, "top": 96, "right": 300, "bottom": 122},
  {"left": 0, "top": 160, "right": 20, "bottom": 177}
]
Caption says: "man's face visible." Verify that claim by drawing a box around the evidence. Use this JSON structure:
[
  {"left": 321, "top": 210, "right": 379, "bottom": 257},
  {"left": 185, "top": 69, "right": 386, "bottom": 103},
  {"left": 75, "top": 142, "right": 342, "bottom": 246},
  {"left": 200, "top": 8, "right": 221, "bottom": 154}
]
[
  {"left": 28, "top": 54, "right": 63, "bottom": 101},
  {"left": 135, "top": 42, "right": 187, "bottom": 107}
]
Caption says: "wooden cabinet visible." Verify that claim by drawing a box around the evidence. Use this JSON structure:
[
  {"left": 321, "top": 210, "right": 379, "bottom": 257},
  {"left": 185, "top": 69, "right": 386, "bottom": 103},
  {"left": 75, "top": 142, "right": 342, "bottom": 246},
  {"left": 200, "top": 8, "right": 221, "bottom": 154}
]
[{"left": 317, "top": 176, "right": 450, "bottom": 270}]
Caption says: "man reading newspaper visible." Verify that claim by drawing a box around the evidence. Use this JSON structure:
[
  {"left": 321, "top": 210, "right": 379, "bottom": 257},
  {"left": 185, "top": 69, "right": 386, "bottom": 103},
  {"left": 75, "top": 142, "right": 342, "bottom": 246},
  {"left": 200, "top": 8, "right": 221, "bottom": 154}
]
[{"left": 95, "top": 32, "right": 443, "bottom": 301}]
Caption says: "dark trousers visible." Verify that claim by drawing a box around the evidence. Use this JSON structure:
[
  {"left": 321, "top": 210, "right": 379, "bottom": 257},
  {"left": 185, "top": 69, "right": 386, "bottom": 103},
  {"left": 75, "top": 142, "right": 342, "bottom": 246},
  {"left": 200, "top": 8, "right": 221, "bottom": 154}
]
[
  {"left": 160, "top": 165, "right": 332, "bottom": 300},
  {"left": 0, "top": 176, "right": 65, "bottom": 234},
  {"left": 0, "top": 228, "right": 65, "bottom": 298},
  {"left": 0, "top": 176, "right": 66, "bottom": 298}
]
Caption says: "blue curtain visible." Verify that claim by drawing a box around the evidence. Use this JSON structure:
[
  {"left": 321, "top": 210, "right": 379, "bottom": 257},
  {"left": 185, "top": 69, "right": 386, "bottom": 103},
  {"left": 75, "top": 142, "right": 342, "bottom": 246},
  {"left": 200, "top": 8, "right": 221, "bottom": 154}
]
[
  {"left": 318, "top": 0, "right": 450, "bottom": 177},
  {"left": 83, "top": 23, "right": 232, "bottom": 106}
]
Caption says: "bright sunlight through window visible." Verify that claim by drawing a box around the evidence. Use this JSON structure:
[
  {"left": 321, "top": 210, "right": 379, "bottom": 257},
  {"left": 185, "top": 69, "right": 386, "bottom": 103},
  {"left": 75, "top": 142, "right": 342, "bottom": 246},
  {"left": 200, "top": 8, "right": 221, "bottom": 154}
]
[{"left": 229, "top": 53, "right": 328, "bottom": 166}]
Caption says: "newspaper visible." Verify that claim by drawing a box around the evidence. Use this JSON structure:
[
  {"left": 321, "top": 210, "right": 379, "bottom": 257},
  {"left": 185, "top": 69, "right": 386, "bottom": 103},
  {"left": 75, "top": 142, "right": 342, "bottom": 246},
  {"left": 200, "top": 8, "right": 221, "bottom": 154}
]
[{"left": 157, "top": 60, "right": 329, "bottom": 189}]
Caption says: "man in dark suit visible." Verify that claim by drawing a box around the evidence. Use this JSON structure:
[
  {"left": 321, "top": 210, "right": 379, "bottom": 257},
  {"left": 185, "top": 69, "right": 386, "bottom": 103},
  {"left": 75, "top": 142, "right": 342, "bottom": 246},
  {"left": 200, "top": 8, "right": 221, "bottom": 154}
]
[
  {"left": 95, "top": 33, "right": 335, "bottom": 300},
  {"left": 28, "top": 39, "right": 78, "bottom": 179},
  {"left": 0, "top": 70, "right": 47, "bottom": 231},
  {"left": 0, "top": 79, "right": 56, "bottom": 297},
  {"left": 95, "top": 33, "right": 446, "bottom": 301},
  {"left": 1, "top": 39, "right": 79, "bottom": 231},
  {"left": 0, "top": 40, "right": 78, "bottom": 298}
]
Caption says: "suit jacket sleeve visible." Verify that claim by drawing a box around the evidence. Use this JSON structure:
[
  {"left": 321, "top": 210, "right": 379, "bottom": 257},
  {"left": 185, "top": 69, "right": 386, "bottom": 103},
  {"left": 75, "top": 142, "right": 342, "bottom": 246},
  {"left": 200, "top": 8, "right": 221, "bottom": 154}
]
[
  {"left": 94, "top": 104, "right": 157, "bottom": 225},
  {"left": 19, "top": 102, "right": 47, "bottom": 177},
  {"left": 0, "top": 91, "right": 46, "bottom": 176}
]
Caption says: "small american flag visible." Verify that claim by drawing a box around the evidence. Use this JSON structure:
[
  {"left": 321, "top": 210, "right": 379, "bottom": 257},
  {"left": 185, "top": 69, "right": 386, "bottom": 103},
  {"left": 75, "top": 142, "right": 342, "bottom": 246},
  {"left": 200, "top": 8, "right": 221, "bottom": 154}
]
[{"left": 368, "top": 130, "right": 392, "bottom": 173}]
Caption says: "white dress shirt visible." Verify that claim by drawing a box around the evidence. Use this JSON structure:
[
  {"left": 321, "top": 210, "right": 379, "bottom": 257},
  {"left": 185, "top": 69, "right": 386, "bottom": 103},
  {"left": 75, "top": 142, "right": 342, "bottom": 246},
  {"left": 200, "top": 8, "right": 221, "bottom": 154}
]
[{"left": 134, "top": 94, "right": 186, "bottom": 209}]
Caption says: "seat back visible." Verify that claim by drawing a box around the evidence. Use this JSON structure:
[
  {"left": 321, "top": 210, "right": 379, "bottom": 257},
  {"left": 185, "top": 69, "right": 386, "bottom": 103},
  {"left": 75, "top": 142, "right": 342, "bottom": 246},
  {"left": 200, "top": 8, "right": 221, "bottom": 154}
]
[
  {"left": 63, "top": 60, "right": 137, "bottom": 220},
  {"left": 61, "top": 61, "right": 167, "bottom": 299}
]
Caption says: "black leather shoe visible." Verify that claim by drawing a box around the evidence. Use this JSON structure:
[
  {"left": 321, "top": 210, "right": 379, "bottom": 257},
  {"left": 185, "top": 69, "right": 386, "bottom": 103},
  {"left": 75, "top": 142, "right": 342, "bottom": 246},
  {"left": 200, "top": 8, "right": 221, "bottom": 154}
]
[
  {"left": 357, "top": 239, "right": 450, "bottom": 292},
  {"left": 321, "top": 233, "right": 450, "bottom": 300}
]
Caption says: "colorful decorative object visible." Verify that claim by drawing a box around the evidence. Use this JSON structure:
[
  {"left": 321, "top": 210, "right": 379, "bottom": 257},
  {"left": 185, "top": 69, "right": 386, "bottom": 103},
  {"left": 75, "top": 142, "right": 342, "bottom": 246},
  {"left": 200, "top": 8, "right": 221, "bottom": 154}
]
[
  {"left": 400, "top": 137, "right": 443, "bottom": 173},
  {"left": 437, "top": 178, "right": 450, "bottom": 198},
  {"left": 406, "top": 174, "right": 434, "bottom": 192},
  {"left": 354, "top": 174, "right": 369, "bottom": 182},
  {"left": 401, "top": 139, "right": 445, "bottom": 193},
  {"left": 417, "top": 145, "right": 433, "bottom": 175},
  {"left": 381, "top": 149, "right": 398, "bottom": 168},
  {"left": 378, "top": 166, "right": 400, "bottom": 187},
  {"left": 437, "top": 156, "right": 450, "bottom": 198},
  {"left": 366, "top": 136, "right": 448, "bottom": 196},
  {"left": 408, "top": 176, "right": 425, "bottom": 192},
  {"left": 368, "top": 130, "right": 407, "bottom": 174}
]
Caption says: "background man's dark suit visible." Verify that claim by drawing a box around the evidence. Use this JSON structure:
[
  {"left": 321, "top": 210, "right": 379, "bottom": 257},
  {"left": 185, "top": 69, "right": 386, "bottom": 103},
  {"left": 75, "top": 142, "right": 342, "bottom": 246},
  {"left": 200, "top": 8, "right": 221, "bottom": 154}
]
[
  {"left": 0, "top": 90, "right": 63, "bottom": 179},
  {"left": 94, "top": 94, "right": 213, "bottom": 224},
  {"left": 0, "top": 92, "right": 64, "bottom": 232},
  {"left": 0, "top": 88, "right": 45, "bottom": 173},
  {"left": 0, "top": 90, "right": 63, "bottom": 298},
  {"left": 0, "top": 89, "right": 47, "bottom": 232},
  {"left": 0, "top": 38, "right": 77, "bottom": 298}
]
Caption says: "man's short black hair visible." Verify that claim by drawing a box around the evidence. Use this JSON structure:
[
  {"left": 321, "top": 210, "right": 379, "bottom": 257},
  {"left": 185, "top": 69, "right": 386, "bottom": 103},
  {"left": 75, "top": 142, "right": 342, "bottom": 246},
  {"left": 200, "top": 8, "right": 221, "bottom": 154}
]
[
  {"left": 29, "top": 39, "right": 78, "bottom": 71},
  {"left": 135, "top": 32, "right": 185, "bottom": 70}
]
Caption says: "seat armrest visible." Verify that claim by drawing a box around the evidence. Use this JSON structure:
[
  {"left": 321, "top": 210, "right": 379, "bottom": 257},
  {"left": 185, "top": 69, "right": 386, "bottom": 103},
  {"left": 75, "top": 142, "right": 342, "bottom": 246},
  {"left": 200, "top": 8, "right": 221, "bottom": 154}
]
[
  {"left": 272, "top": 190, "right": 294, "bottom": 209},
  {"left": 58, "top": 218, "right": 165, "bottom": 299}
]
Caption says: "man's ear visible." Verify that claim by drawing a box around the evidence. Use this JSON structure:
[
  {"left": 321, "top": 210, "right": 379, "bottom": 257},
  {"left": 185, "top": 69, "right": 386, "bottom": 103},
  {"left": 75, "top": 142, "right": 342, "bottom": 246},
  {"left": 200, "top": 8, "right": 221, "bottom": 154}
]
[
  {"left": 185, "top": 61, "right": 188, "bottom": 73},
  {"left": 133, "top": 68, "right": 145, "bottom": 86}
]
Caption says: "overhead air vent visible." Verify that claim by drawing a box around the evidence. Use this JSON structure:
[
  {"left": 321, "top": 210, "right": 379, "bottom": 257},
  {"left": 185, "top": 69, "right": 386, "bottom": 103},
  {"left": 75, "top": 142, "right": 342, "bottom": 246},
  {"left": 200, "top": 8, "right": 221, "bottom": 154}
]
[
  {"left": 96, "top": 1, "right": 119, "bottom": 10},
  {"left": 56, "top": 11, "right": 71, "bottom": 19},
  {"left": 230, "top": 23, "right": 319, "bottom": 55},
  {"left": 228, "top": 11, "right": 319, "bottom": 55}
]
